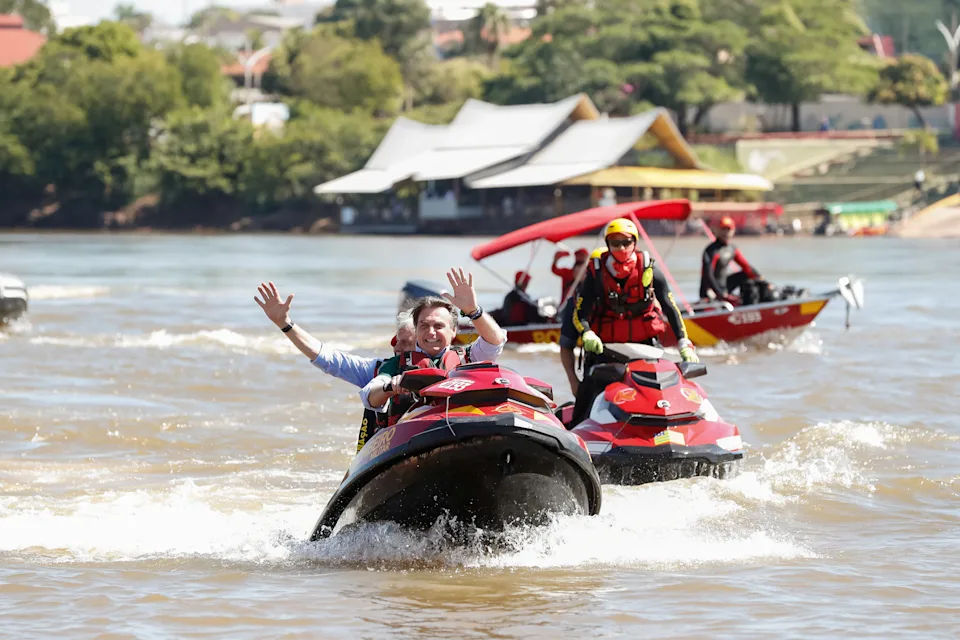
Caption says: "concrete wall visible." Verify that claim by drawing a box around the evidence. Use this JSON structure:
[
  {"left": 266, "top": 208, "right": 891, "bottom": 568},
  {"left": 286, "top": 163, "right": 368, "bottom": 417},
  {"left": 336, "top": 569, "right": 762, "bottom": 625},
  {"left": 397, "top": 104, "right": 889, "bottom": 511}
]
[{"left": 700, "top": 97, "right": 952, "bottom": 134}]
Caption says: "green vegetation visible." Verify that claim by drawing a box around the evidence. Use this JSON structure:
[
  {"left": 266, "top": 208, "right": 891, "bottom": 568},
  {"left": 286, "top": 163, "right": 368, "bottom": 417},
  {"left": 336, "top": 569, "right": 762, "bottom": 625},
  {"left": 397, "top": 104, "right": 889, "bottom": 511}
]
[{"left": 0, "top": 0, "right": 950, "bottom": 227}]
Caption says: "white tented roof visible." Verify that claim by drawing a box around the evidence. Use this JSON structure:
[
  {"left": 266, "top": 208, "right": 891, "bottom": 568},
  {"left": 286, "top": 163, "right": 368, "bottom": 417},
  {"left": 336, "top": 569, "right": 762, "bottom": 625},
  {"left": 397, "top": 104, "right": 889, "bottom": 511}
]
[
  {"left": 314, "top": 95, "right": 598, "bottom": 194},
  {"left": 467, "top": 110, "right": 678, "bottom": 189}
]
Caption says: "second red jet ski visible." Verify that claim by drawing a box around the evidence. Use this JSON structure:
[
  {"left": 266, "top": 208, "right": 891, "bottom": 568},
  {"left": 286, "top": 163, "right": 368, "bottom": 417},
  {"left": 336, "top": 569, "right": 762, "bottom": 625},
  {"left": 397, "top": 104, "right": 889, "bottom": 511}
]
[{"left": 561, "top": 343, "right": 744, "bottom": 485}]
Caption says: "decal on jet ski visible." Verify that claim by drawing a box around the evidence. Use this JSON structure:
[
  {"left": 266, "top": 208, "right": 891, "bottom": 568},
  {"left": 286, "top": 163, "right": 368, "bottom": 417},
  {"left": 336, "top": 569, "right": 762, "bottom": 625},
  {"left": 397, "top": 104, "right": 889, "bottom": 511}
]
[
  {"left": 656, "top": 399, "right": 671, "bottom": 409},
  {"left": 716, "top": 435, "right": 743, "bottom": 451},
  {"left": 681, "top": 388, "right": 703, "bottom": 404},
  {"left": 613, "top": 388, "right": 638, "bottom": 404},
  {"left": 357, "top": 426, "right": 396, "bottom": 463},
  {"left": 436, "top": 378, "right": 475, "bottom": 392},
  {"left": 494, "top": 403, "right": 526, "bottom": 415},
  {"left": 653, "top": 430, "right": 685, "bottom": 446}
]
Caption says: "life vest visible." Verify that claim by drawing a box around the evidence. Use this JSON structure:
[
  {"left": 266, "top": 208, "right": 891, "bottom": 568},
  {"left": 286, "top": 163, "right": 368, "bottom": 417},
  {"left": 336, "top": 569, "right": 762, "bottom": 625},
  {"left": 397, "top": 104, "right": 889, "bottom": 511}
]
[
  {"left": 385, "top": 347, "right": 467, "bottom": 426},
  {"left": 588, "top": 250, "right": 666, "bottom": 344},
  {"left": 356, "top": 359, "right": 386, "bottom": 453}
]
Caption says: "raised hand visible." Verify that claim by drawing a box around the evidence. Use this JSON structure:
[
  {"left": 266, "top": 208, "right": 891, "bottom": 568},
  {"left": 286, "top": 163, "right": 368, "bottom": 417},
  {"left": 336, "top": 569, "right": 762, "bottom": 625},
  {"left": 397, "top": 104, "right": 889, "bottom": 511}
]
[
  {"left": 441, "top": 267, "right": 478, "bottom": 315},
  {"left": 255, "top": 281, "right": 293, "bottom": 328}
]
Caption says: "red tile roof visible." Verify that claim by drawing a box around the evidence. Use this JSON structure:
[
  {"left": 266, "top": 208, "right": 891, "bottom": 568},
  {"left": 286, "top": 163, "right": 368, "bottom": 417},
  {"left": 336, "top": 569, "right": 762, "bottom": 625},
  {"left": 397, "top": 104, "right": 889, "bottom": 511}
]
[
  {"left": 221, "top": 52, "right": 272, "bottom": 77},
  {"left": 0, "top": 14, "right": 46, "bottom": 67}
]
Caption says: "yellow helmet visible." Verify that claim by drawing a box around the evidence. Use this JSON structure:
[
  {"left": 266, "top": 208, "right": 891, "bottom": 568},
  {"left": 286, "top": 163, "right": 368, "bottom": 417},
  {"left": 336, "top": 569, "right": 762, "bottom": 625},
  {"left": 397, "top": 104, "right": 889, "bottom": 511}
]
[
  {"left": 604, "top": 218, "right": 638, "bottom": 243},
  {"left": 589, "top": 246, "right": 606, "bottom": 260}
]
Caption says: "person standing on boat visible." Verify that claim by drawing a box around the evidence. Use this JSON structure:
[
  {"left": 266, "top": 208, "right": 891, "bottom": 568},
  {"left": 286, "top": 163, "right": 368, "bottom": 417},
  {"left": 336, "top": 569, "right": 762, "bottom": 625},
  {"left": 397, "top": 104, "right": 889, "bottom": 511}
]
[
  {"left": 360, "top": 268, "right": 507, "bottom": 418},
  {"left": 570, "top": 219, "right": 696, "bottom": 424},
  {"left": 699, "top": 216, "right": 763, "bottom": 304},
  {"left": 552, "top": 248, "right": 589, "bottom": 301}
]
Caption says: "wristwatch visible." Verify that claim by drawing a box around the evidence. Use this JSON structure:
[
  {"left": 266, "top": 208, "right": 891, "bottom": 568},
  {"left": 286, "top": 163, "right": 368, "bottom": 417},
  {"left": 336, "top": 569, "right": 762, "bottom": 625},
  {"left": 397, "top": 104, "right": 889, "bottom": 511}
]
[
  {"left": 464, "top": 305, "right": 484, "bottom": 321},
  {"left": 281, "top": 322, "right": 295, "bottom": 333}
]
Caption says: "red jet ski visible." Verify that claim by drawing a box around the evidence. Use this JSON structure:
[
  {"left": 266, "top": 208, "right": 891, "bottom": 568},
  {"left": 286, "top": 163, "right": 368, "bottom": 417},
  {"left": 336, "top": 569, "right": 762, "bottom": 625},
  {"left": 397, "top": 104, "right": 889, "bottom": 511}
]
[
  {"left": 310, "top": 362, "right": 602, "bottom": 540},
  {"left": 561, "top": 344, "right": 744, "bottom": 485}
]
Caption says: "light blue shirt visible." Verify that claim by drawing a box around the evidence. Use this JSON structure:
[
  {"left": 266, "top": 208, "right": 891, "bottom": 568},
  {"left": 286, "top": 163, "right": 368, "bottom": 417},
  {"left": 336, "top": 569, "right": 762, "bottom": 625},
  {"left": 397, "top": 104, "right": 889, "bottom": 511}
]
[{"left": 311, "top": 343, "right": 381, "bottom": 388}]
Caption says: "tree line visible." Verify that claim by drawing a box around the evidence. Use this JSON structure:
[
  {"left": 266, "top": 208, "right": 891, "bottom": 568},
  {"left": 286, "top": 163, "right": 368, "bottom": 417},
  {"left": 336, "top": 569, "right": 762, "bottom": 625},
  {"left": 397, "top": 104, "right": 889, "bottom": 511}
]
[{"left": 0, "top": 0, "right": 952, "bottom": 227}]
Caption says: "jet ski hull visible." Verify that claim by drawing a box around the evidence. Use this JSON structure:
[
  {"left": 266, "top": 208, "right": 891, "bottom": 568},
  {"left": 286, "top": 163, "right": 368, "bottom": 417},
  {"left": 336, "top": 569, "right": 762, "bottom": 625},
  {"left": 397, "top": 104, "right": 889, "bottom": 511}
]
[
  {"left": 589, "top": 443, "right": 741, "bottom": 485},
  {"left": 311, "top": 414, "right": 601, "bottom": 540}
]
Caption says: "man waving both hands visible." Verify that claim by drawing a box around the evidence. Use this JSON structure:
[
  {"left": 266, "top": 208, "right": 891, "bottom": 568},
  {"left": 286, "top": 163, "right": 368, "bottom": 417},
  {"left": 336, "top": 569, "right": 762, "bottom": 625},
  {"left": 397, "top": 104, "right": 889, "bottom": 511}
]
[{"left": 361, "top": 267, "right": 507, "bottom": 415}]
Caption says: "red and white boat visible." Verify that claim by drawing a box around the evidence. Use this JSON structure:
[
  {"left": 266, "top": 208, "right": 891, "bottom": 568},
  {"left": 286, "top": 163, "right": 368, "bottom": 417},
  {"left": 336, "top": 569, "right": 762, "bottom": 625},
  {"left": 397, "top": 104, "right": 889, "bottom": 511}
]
[{"left": 400, "top": 200, "right": 864, "bottom": 349}]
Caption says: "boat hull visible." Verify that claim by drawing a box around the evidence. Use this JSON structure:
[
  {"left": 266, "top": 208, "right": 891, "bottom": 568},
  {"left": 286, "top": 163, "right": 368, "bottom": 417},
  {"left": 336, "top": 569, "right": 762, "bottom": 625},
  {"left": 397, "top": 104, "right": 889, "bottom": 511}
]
[
  {"left": 311, "top": 414, "right": 601, "bottom": 540},
  {"left": 455, "top": 294, "right": 835, "bottom": 348},
  {"left": 0, "top": 274, "right": 28, "bottom": 325}
]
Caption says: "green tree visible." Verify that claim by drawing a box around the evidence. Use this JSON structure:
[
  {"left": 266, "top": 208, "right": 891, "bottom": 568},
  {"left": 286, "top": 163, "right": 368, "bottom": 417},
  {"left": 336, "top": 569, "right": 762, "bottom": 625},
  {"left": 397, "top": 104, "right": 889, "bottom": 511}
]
[
  {"left": 467, "top": 3, "right": 513, "bottom": 67},
  {"left": 187, "top": 5, "right": 239, "bottom": 29},
  {"left": 167, "top": 43, "right": 231, "bottom": 108},
  {"left": 745, "top": 0, "right": 878, "bottom": 131},
  {"left": 0, "top": 0, "right": 54, "bottom": 32},
  {"left": 287, "top": 34, "right": 404, "bottom": 115},
  {"left": 323, "top": 0, "right": 431, "bottom": 57},
  {"left": 150, "top": 107, "right": 255, "bottom": 207},
  {"left": 868, "top": 54, "right": 948, "bottom": 128}
]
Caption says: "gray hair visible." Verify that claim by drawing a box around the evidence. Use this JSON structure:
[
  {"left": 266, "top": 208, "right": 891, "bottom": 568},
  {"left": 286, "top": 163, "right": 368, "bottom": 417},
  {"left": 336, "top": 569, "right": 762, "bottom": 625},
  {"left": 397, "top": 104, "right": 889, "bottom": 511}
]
[
  {"left": 410, "top": 296, "right": 459, "bottom": 333},
  {"left": 396, "top": 309, "right": 414, "bottom": 331}
]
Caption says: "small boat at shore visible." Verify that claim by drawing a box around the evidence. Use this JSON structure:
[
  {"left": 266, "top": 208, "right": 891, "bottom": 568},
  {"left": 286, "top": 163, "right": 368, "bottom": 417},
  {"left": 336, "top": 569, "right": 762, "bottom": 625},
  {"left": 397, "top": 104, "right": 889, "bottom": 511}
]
[
  {"left": 0, "top": 273, "right": 28, "bottom": 326},
  {"left": 399, "top": 200, "right": 864, "bottom": 349}
]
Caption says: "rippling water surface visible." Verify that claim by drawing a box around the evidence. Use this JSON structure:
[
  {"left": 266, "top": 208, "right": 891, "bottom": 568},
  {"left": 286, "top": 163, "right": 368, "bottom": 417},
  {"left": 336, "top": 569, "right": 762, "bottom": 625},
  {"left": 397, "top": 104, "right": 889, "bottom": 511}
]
[{"left": 2, "top": 232, "right": 959, "bottom": 638}]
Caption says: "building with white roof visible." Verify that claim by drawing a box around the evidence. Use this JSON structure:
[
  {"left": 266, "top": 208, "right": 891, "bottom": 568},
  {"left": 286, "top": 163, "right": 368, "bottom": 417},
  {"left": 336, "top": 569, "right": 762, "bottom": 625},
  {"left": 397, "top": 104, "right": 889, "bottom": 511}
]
[{"left": 315, "top": 94, "right": 772, "bottom": 225}]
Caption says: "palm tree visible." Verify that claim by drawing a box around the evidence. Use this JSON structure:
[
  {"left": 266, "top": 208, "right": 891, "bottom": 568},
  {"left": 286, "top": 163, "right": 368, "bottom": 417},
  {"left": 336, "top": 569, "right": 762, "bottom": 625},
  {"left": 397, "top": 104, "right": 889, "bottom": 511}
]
[{"left": 469, "top": 3, "right": 512, "bottom": 68}]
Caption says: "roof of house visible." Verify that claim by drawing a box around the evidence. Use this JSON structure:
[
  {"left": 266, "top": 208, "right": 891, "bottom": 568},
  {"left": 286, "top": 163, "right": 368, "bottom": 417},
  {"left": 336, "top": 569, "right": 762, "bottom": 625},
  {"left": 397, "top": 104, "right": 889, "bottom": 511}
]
[
  {"left": 467, "top": 109, "right": 696, "bottom": 189},
  {"left": 0, "top": 14, "right": 46, "bottom": 67},
  {"left": 221, "top": 52, "right": 273, "bottom": 76},
  {"left": 315, "top": 94, "right": 599, "bottom": 194},
  {"left": 313, "top": 94, "right": 771, "bottom": 195}
]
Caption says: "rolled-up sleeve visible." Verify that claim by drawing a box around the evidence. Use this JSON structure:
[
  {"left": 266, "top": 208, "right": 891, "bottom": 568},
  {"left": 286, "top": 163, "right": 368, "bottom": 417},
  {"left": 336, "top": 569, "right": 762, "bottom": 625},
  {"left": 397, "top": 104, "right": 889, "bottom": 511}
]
[
  {"left": 359, "top": 373, "right": 392, "bottom": 412},
  {"left": 311, "top": 344, "right": 379, "bottom": 388},
  {"left": 467, "top": 331, "right": 507, "bottom": 363}
]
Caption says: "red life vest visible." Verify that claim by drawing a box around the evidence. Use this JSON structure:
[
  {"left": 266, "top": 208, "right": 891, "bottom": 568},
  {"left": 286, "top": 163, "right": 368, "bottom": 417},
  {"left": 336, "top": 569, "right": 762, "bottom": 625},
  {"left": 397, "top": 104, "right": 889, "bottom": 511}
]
[
  {"left": 386, "top": 347, "right": 467, "bottom": 425},
  {"left": 588, "top": 250, "right": 666, "bottom": 344}
]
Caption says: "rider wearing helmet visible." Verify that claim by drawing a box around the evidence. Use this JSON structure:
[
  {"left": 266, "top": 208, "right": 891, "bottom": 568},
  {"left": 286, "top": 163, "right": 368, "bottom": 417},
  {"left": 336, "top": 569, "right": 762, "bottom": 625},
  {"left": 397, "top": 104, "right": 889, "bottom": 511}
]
[
  {"left": 569, "top": 218, "right": 697, "bottom": 424},
  {"left": 699, "top": 216, "right": 763, "bottom": 304}
]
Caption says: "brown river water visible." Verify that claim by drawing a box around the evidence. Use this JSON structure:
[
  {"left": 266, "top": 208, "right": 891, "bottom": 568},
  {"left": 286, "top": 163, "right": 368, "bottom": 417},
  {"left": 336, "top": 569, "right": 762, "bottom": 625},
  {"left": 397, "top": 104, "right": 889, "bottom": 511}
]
[{"left": 1, "top": 232, "right": 959, "bottom": 638}]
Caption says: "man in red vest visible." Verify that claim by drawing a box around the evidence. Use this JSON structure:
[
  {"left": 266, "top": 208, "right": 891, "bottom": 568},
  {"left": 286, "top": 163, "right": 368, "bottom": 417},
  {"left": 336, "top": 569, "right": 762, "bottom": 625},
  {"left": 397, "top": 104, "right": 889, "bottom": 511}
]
[{"left": 569, "top": 218, "right": 697, "bottom": 424}]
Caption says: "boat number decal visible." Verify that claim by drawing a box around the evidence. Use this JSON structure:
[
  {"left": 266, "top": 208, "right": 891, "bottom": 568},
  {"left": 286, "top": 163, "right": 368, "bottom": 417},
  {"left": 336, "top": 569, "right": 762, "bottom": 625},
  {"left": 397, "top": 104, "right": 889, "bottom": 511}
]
[
  {"left": 681, "top": 388, "right": 703, "bottom": 404},
  {"left": 436, "top": 378, "right": 474, "bottom": 392},
  {"left": 360, "top": 427, "right": 396, "bottom": 462},
  {"left": 494, "top": 377, "right": 511, "bottom": 385},
  {"left": 532, "top": 329, "right": 561, "bottom": 343},
  {"left": 727, "top": 310, "right": 763, "bottom": 325},
  {"left": 657, "top": 399, "right": 671, "bottom": 409},
  {"left": 613, "top": 388, "right": 637, "bottom": 404}
]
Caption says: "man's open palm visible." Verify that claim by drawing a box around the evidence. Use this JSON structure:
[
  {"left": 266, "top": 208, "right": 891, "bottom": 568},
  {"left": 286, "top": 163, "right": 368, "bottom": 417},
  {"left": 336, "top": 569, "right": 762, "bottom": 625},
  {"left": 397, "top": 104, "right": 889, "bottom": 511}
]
[
  {"left": 442, "top": 268, "right": 478, "bottom": 314},
  {"left": 255, "top": 281, "right": 293, "bottom": 327}
]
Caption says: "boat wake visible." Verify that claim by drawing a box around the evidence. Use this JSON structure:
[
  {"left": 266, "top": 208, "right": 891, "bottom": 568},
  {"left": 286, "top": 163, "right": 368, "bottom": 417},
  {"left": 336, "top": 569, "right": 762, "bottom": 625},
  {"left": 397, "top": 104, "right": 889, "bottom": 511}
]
[
  {"left": 0, "top": 420, "right": 941, "bottom": 570},
  {"left": 25, "top": 329, "right": 390, "bottom": 355}
]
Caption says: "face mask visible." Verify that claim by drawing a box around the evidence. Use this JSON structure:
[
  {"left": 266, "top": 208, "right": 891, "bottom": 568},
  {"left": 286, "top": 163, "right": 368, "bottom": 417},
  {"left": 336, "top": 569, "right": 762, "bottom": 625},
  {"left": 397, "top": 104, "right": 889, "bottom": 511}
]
[{"left": 611, "top": 247, "right": 632, "bottom": 263}]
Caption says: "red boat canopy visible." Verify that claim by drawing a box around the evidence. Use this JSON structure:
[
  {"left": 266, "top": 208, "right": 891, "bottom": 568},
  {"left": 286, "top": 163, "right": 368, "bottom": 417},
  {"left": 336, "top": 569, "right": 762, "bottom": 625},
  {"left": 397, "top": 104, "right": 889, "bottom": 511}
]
[{"left": 470, "top": 200, "right": 692, "bottom": 261}]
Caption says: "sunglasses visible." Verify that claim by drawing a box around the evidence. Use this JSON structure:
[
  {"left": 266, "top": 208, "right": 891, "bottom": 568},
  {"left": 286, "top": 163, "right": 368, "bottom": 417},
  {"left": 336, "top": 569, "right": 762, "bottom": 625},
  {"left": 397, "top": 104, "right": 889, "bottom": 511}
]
[{"left": 607, "top": 238, "right": 635, "bottom": 249}]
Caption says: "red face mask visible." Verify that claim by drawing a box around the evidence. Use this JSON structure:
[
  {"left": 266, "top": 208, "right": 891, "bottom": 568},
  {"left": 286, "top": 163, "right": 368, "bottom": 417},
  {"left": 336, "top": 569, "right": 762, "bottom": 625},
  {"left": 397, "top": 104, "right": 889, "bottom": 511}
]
[{"left": 606, "top": 245, "right": 637, "bottom": 279}]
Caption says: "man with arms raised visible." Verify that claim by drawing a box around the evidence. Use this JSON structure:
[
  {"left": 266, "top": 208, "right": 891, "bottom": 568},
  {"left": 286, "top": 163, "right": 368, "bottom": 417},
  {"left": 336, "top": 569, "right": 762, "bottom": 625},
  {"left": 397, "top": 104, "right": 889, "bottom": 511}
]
[{"left": 362, "top": 268, "right": 507, "bottom": 415}]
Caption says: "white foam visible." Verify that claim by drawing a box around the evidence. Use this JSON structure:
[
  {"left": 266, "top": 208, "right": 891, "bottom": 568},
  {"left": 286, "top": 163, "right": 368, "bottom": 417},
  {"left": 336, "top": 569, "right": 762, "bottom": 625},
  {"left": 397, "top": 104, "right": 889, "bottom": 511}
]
[
  {"left": 26, "top": 329, "right": 383, "bottom": 356},
  {"left": 29, "top": 285, "right": 111, "bottom": 300},
  {"left": 0, "top": 475, "right": 811, "bottom": 568}
]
